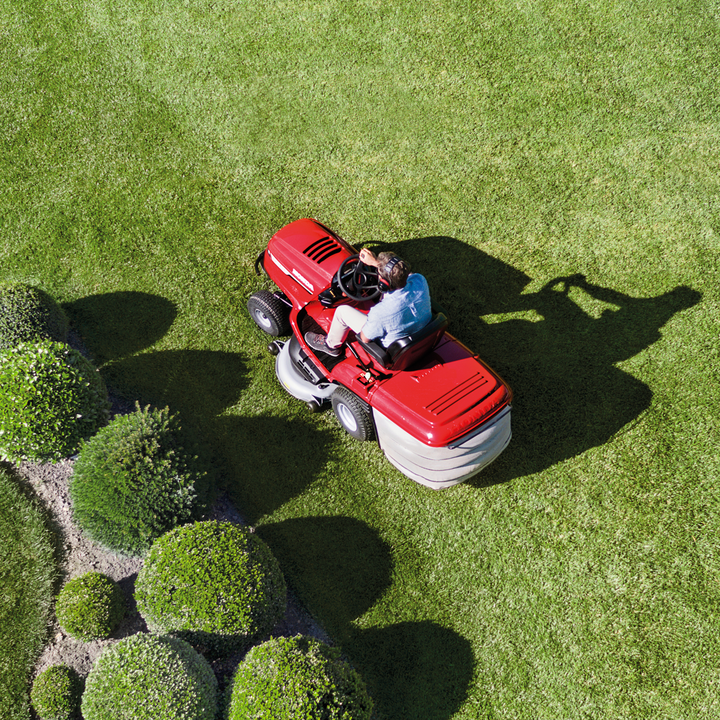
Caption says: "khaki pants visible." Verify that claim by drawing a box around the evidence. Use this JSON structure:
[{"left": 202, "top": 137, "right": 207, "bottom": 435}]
[{"left": 326, "top": 305, "right": 369, "bottom": 348}]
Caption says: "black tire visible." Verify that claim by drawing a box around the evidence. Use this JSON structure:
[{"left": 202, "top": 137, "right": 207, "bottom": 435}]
[
  {"left": 247, "top": 291, "right": 290, "bottom": 336},
  {"left": 331, "top": 388, "right": 374, "bottom": 442},
  {"left": 306, "top": 400, "right": 323, "bottom": 413}
]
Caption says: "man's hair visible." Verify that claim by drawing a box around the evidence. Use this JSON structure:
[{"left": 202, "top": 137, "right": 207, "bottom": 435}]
[{"left": 377, "top": 252, "right": 411, "bottom": 290}]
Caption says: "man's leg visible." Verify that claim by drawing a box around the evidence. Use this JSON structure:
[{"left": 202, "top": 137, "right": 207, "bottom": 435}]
[{"left": 326, "top": 305, "right": 368, "bottom": 348}]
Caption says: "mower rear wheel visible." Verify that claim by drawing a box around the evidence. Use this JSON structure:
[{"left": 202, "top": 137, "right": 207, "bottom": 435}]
[
  {"left": 331, "top": 387, "right": 374, "bottom": 442},
  {"left": 247, "top": 291, "right": 290, "bottom": 336}
]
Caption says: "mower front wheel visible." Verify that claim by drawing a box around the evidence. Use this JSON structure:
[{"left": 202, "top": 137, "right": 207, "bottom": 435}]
[
  {"left": 247, "top": 291, "right": 290, "bottom": 336},
  {"left": 331, "top": 388, "right": 374, "bottom": 442}
]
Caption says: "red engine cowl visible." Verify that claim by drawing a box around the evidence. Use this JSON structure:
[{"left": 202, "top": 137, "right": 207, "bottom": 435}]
[{"left": 264, "top": 219, "right": 356, "bottom": 308}]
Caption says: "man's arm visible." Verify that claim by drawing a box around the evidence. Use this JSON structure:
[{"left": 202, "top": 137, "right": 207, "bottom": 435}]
[
  {"left": 358, "top": 248, "right": 385, "bottom": 343},
  {"left": 359, "top": 249, "right": 379, "bottom": 342},
  {"left": 359, "top": 248, "right": 379, "bottom": 267}
]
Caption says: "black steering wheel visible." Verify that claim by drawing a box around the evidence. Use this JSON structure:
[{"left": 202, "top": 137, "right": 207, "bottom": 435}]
[{"left": 335, "top": 255, "right": 381, "bottom": 302}]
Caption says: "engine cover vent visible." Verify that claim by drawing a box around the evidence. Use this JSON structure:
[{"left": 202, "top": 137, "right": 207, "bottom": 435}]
[
  {"left": 424, "top": 373, "right": 490, "bottom": 417},
  {"left": 304, "top": 236, "right": 342, "bottom": 263}
]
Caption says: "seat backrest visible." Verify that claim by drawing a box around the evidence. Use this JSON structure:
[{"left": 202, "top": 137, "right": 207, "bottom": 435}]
[
  {"left": 356, "top": 313, "right": 448, "bottom": 371},
  {"left": 386, "top": 312, "right": 448, "bottom": 371}
]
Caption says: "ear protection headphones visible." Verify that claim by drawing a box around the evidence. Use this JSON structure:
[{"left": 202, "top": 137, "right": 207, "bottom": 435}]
[{"left": 378, "top": 255, "right": 401, "bottom": 292}]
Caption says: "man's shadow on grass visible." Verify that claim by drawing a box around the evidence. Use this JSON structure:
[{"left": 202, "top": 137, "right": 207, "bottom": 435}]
[
  {"left": 65, "top": 292, "right": 333, "bottom": 518},
  {"left": 259, "top": 515, "right": 474, "bottom": 720},
  {"left": 392, "top": 237, "right": 701, "bottom": 485}
]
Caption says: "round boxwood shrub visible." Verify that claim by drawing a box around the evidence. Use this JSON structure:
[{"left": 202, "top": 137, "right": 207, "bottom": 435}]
[
  {"left": 30, "top": 664, "right": 82, "bottom": 720},
  {"left": 55, "top": 572, "right": 125, "bottom": 641},
  {"left": 226, "top": 635, "right": 373, "bottom": 720},
  {"left": 0, "top": 340, "right": 109, "bottom": 462},
  {"left": 82, "top": 633, "right": 218, "bottom": 720},
  {"left": 135, "top": 521, "right": 286, "bottom": 654},
  {"left": 0, "top": 282, "right": 68, "bottom": 351},
  {"left": 70, "top": 404, "right": 210, "bottom": 556}
]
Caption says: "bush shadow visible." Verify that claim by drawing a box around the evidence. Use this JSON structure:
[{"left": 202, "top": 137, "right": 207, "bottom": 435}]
[
  {"left": 64, "top": 291, "right": 178, "bottom": 365},
  {"left": 102, "top": 349, "right": 249, "bottom": 420},
  {"left": 257, "top": 516, "right": 394, "bottom": 639},
  {"left": 65, "top": 289, "right": 334, "bottom": 520},
  {"left": 215, "top": 415, "right": 334, "bottom": 524},
  {"left": 346, "top": 621, "right": 475, "bottom": 720},
  {"left": 103, "top": 351, "right": 332, "bottom": 521},
  {"left": 258, "top": 515, "right": 474, "bottom": 720},
  {"left": 114, "top": 572, "right": 149, "bottom": 640},
  {"left": 391, "top": 237, "right": 702, "bottom": 484}
]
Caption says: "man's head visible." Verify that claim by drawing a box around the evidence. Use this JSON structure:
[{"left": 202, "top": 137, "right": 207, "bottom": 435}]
[{"left": 377, "top": 252, "right": 411, "bottom": 291}]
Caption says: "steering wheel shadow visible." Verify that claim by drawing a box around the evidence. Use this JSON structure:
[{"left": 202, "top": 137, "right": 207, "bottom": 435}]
[
  {"left": 391, "top": 237, "right": 702, "bottom": 485},
  {"left": 258, "top": 515, "right": 474, "bottom": 720}
]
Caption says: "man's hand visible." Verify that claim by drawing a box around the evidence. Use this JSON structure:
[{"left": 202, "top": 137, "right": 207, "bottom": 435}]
[{"left": 359, "top": 248, "right": 379, "bottom": 267}]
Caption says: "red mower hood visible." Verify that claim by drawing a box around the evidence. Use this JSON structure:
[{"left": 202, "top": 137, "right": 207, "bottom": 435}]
[
  {"left": 370, "top": 336, "right": 512, "bottom": 446},
  {"left": 266, "top": 218, "right": 355, "bottom": 300}
]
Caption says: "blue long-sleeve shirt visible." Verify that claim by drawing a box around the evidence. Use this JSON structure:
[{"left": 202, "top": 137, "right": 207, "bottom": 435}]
[{"left": 362, "top": 273, "right": 432, "bottom": 347}]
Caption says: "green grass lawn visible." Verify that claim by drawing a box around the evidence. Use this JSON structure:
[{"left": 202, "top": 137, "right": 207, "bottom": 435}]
[{"left": 2, "top": 0, "right": 718, "bottom": 717}]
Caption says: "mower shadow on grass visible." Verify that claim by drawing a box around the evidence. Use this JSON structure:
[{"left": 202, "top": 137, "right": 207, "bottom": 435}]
[
  {"left": 392, "top": 237, "right": 702, "bottom": 486},
  {"left": 258, "top": 515, "right": 474, "bottom": 720}
]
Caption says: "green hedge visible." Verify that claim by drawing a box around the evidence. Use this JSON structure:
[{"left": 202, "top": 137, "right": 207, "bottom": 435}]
[
  {"left": 226, "top": 635, "right": 373, "bottom": 720},
  {"left": 0, "top": 467, "right": 56, "bottom": 720},
  {"left": 0, "top": 283, "right": 68, "bottom": 351},
  {"left": 0, "top": 340, "right": 109, "bottom": 463},
  {"left": 82, "top": 633, "right": 217, "bottom": 720},
  {"left": 30, "top": 665, "right": 82, "bottom": 720},
  {"left": 70, "top": 405, "right": 210, "bottom": 556},
  {"left": 135, "top": 521, "right": 286, "bottom": 654},
  {"left": 55, "top": 572, "right": 125, "bottom": 642}
]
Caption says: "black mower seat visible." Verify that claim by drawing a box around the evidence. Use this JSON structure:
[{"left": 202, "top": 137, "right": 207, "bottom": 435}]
[{"left": 357, "top": 312, "right": 448, "bottom": 372}]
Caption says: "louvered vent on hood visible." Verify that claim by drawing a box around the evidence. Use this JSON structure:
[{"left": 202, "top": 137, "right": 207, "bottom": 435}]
[
  {"left": 424, "top": 373, "right": 490, "bottom": 416},
  {"left": 303, "top": 236, "right": 342, "bottom": 263}
]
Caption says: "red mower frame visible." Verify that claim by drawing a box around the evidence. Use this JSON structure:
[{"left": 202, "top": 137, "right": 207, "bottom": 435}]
[{"left": 248, "top": 218, "right": 512, "bottom": 489}]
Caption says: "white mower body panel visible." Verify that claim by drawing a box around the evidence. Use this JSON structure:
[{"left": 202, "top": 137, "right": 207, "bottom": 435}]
[{"left": 373, "top": 405, "right": 512, "bottom": 489}]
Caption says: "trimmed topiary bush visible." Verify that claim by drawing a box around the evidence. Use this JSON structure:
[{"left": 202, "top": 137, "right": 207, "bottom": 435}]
[
  {"left": 135, "top": 521, "right": 286, "bottom": 654},
  {"left": 55, "top": 572, "right": 125, "bottom": 641},
  {"left": 70, "top": 404, "right": 211, "bottom": 556},
  {"left": 82, "top": 633, "right": 218, "bottom": 720},
  {"left": 30, "top": 664, "right": 82, "bottom": 720},
  {"left": 226, "top": 635, "right": 373, "bottom": 720},
  {"left": 0, "top": 340, "right": 109, "bottom": 462},
  {"left": 0, "top": 283, "right": 68, "bottom": 351}
]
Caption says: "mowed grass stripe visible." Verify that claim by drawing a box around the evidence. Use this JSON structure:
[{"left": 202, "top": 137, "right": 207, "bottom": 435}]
[{"left": 0, "top": 0, "right": 718, "bottom": 718}]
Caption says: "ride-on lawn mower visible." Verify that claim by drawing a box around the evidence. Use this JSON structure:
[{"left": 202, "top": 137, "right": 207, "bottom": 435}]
[{"left": 248, "top": 218, "right": 512, "bottom": 489}]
